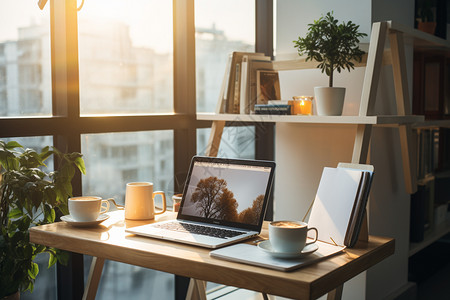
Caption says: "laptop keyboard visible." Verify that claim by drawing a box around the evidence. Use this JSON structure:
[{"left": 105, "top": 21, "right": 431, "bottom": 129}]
[{"left": 154, "top": 222, "right": 244, "bottom": 239}]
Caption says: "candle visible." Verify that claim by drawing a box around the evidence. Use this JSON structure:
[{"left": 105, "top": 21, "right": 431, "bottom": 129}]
[{"left": 292, "top": 96, "right": 313, "bottom": 115}]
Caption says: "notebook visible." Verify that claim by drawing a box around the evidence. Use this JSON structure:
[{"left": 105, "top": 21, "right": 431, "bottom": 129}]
[
  {"left": 126, "top": 156, "right": 276, "bottom": 248},
  {"left": 307, "top": 164, "right": 374, "bottom": 248}
]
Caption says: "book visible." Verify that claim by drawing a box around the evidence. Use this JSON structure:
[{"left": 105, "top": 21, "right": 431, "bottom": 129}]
[
  {"left": 239, "top": 56, "right": 248, "bottom": 114},
  {"left": 226, "top": 52, "right": 265, "bottom": 113},
  {"left": 233, "top": 62, "right": 241, "bottom": 113},
  {"left": 268, "top": 100, "right": 291, "bottom": 105},
  {"left": 215, "top": 53, "right": 233, "bottom": 114},
  {"left": 307, "top": 165, "right": 374, "bottom": 248},
  {"left": 254, "top": 104, "right": 291, "bottom": 115},
  {"left": 256, "top": 70, "right": 281, "bottom": 105},
  {"left": 247, "top": 58, "right": 272, "bottom": 113}
]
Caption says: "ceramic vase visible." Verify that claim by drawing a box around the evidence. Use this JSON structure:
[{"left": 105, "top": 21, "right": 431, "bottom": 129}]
[{"left": 314, "top": 86, "right": 345, "bottom": 116}]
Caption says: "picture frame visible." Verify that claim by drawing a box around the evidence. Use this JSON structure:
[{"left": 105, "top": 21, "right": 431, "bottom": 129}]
[{"left": 256, "top": 70, "right": 281, "bottom": 104}]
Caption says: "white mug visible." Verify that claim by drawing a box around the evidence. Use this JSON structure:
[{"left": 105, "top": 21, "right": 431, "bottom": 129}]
[
  {"left": 269, "top": 220, "right": 318, "bottom": 253},
  {"left": 125, "top": 182, "right": 166, "bottom": 220},
  {"left": 68, "top": 196, "right": 110, "bottom": 222}
]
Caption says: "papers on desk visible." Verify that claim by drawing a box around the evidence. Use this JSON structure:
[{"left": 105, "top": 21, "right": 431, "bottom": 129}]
[{"left": 210, "top": 241, "right": 344, "bottom": 272}]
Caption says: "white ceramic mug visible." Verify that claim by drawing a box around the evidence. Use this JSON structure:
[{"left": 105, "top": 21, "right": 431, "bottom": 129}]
[
  {"left": 269, "top": 220, "right": 318, "bottom": 253},
  {"left": 125, "top": 182, "right": 166, "bottom": 220},
  {"left": 68, "top": 196, "right": 110, "bottom": 222}
]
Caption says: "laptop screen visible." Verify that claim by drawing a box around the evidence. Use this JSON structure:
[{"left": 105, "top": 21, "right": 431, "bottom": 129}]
[{"left": 178, "top": 156, "right": 275, "bottom": 231}]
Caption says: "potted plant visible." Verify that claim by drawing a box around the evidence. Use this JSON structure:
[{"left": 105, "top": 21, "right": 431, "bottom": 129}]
[
  {"left": 293, "top": 12, "right": 367, "bottom": 116},
  {"left": 0, "top": 141, "right": 86, "bottom": 299},
  {"left": 417, "top": 0, "right": 436, "bottom": 35}
]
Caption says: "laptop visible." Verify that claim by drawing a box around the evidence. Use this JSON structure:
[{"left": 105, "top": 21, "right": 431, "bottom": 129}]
[{"left": 126, "top": 156, "right": 275, "bottom": 248}]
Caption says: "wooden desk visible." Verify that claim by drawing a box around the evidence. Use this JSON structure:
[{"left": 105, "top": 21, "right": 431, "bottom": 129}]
[{"left": 29, "top": 211, "right": 394, "bottom": 300}]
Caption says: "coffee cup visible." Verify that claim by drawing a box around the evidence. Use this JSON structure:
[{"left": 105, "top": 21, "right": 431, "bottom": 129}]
[
  {"left": 269, "top": 220, "right": 318, "bottom": 253},
  {"left": 68, "top": 196, "right": 110, "bottom": 222},
  {"left": 172, "top": 194, "right": 182, "bottom": 212},
  {"left": 125, "top": 182, "right": 166, "bottom": 220}
]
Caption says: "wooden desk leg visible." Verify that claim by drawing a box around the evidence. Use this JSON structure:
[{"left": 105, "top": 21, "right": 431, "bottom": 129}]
[
  {"left": 327, "top": 284, "right": 344, "bottom": 300},
  {"left": 186, "top": 279, "right": 207, "bottom": 300},
  {"left": 82, "top": 257, "right": 105, "bottom": 300}
]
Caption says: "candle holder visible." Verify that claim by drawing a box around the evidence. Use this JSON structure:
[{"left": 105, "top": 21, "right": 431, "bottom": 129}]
[{"left": 292, "top": 96, "right": 313, "bottom": 115}]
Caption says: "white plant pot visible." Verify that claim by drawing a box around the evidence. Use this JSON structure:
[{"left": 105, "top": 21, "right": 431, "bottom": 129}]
[{"left": 314, "top": 87, "right": 346, "bottom": 116}]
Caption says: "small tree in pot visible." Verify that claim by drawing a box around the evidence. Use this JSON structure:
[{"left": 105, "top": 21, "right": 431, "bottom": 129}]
[
  {"left": 0, "top": 141, "right": 86, "bottom": 299},
  {"left": 293, "top": 12, "right": 367, "bottom": 115}
]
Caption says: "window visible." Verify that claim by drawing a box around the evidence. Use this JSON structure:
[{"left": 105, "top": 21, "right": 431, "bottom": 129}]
[
  {"left": 195, "top": 0, "right": 255, "bottom": 113},
  {"left": 77, "top": 0, "right": 173, "bottom": 115},
  {"left": 0, "top": 0, "right": 272, "bottom": 298},
  {"left": 81, "top": 131, "right": 174, "bottom": 299},
  {"left": 0, "top": 1, "right": 51, "bottom": 116},
  {"left": 197, "top": 126, "right": 255, "bottom": 159},
  {"left": 81, "top": 131, "right": 174, "bottom": 205}
]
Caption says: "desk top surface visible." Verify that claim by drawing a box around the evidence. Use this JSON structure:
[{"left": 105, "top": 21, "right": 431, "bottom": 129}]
[{"left": 29, "top": 211, "right": 394, "bottom": 300}]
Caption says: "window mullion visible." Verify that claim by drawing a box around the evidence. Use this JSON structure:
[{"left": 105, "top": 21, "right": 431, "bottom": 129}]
[{"left": 51, "top": 1, "right": 84, "bottom": 299}]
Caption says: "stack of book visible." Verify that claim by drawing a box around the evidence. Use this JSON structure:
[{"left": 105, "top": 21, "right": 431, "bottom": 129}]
[
  {"left": 254, "top": 104, "right": 291, "bottom": 115},
  {"left": 216, "top": 52, "right": 281, "bottom": 114}
]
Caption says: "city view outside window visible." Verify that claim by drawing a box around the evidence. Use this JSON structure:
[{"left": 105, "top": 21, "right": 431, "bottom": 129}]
[
  {"left": 197, "top": 126, "right": 255, "bottom": 159},
  {"left": 1, "top": 0, "right": 262, "bottom": 298},
  {"left": 81, "top": 130, "right": 174, "bottom": 299},
  {"left": 195, "top": 0, "right": 256, "bottom": 161},
  {"left": 0, "top": 1, "right": 52, "bottom": 116},
  {"left": 81, "top": 131, "right": 174, "bottom": 207},
  {"left": 195, "top": 0, "right": 255, "bottom": 113},
  {"left": 77, "top": 0, "right": 173, "bottom": 115}
]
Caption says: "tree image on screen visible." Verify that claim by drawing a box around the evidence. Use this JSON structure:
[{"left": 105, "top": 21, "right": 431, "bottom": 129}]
[
  {"left": 238, "top": 195, "right": 264, "bottom": 224},
  {"left": 190, "top": 176, "right": 264, "bottom": 224}
]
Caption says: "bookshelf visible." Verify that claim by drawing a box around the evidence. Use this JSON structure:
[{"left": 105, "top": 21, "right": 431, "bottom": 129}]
[
  {"left": 201, "top": 21, "right": 422, "bottom": 194},
  {"left": 409, "top": 218, "right": 450, "bottom": 257},
  {"left": 198, "top": 113, "right": 423, "bottom": 125},
  {"left": 197, "top": 20, "right": 449, "bottom": 299}
]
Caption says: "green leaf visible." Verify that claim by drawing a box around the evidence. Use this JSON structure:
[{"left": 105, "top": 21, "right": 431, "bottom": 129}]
[
  {"left": 43, "top": 204, "right": 56, "bottom": 223},
  {"left": 39, "top": 146, "right": 53, "bottom": 162},
  {"left": 5, "top": 141, "right": 23, "bottom": 150},
  {"left": 74, "top": 157, "right": 86, "bottom": 175},
  {"left": 48, "top": 252, "right": 57, "bottom": 268},
  {"left": 8, "top": 208, "right": 23, "bottom": 219},
  {"left": 28, "top": 262, "right": 39, "bottom": 279}
]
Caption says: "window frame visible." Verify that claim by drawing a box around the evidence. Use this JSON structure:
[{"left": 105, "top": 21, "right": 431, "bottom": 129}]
[{"left": 0, "top": 0, "right": 273, "bottom": 299}]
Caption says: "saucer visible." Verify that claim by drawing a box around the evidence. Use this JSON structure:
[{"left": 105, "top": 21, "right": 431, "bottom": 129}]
[
  {"left": 61, "top": 214, "right": 110, "bottom": 227},
  {"left": 258, "top": 240, "right": 319, "bottom": 259}
]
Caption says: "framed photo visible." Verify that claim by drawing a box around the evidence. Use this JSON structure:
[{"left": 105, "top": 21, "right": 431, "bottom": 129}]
[{"left": 256, "top": 70, "right": 281, "bottom": 104}]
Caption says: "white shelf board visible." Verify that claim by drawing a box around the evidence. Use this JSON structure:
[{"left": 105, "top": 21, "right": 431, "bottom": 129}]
[
  {"left": 409, "top": 217, "right": 450, "bottom": 257},
  {"left": 197, "top": 113, "right": 424, "bottom": 125}
]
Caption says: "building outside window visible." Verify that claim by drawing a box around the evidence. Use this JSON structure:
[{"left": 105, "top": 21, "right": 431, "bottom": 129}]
[{"left": 0, "top": 0, "right": 266, "bottom": 298}]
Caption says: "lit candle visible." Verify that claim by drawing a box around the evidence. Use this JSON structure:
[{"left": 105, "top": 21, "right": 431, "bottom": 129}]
[
  {"left": 292, "top": 96, "right": 313, "bottom": 115},
  {"left": 299, "top": 98, "right": 312, "bottom": 115}
]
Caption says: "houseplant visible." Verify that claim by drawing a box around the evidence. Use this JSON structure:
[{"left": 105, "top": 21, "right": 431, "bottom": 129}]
[
  {"left": 293, "top": 12, "right": 367, "bottom": 115},
  {"left": 417, "top": 0, "right": 436, "bottom": 35},
  {"left": 0, "top": 140, "right": 86, "bottom": 299}
]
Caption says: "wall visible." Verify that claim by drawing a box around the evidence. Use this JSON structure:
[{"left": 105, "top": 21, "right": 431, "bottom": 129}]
[{"left": 275, "top": 0, "right": 415, "bottom": 299}]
